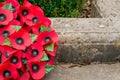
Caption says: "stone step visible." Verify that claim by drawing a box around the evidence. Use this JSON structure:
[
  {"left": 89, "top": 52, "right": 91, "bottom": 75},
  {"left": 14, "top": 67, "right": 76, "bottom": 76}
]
[
  {"left": 44, "top": 63, "right": 120, "bottom": 80},
  {"left": 51, "top": 18, "right": 120, "bottom": 63},
  {"left": 49, "top": 0, "right": 120, "bottom": 64},
  {"left": 93, "top": 0, "right": 120, "bottom": 18}
]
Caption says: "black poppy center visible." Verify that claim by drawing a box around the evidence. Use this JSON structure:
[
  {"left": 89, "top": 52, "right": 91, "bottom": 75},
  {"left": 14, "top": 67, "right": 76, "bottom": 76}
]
[
  {"left": 2, "top": 31, "right": 10, "bottom": 38},
  {"left": 32, "top": 17, "right": 39, "bottom": 23},
  {"left": 3, "top": 70, "right": 11, "bottom": 78},
  {"left": 31, "top": 49, "right": 39, "bottom": 57},
  {"left": 22, "top": 9, "right": 29, "bottom": 16},
  {"left": 32, "top": 64, "right": 39, "bottom": 72},
  {"left": 10, "top": 56, "right": 18, "bottom": 64},
  {"left": 0, "top": 14, "right": 6, "bottom": 22},
  {"left": 16, "top": 38, "right": 24, "bottom": 45},
  {"left": 5, "top": 52, "right": 9, "bottom": 58},
  {"left": 44, "top": 37, "right": 51, "bottom": 42},
  {"left": 12, "top": 6, "right": 16, "bottom": 12}
]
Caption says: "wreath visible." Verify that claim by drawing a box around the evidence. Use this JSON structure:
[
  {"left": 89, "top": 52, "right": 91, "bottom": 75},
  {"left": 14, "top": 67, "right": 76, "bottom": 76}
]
[{"left": 0, "top": 0, "right": 59, "bottom": 80}]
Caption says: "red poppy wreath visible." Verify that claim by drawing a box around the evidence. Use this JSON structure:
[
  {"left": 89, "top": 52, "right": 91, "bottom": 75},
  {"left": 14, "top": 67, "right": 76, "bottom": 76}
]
[{"left": 0, "top": 0, "right": 59, "bottom": 80}]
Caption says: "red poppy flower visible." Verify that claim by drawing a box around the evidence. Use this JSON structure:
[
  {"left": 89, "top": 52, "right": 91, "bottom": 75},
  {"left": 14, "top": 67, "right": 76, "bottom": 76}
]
[
  {"left": 20, "top": 47, "right": 30, "bottom": 58},
  {"left": 32, "top": 21, "right": 51, "bottom": 35},
  {"left": 22, "top": 0, "right": 44, "bottom": 16},
  {"left": 0, "top": 24, "right": 16, "bottom": 45},
  {"left": 1, "top": 46, "right": 17, "bottom": 63},
  {"left": 20, "top": 0, "right": 45, "bottom": 26},
  {"left": 42, "top": 17, "right": 51, "bottom": 27},
  {"left": 32, "top": 23, "right": 43, "bottom": 35},
  {"left": 28, "top": 61, "right": 46, "bottom": 80},
  {"left": 25, "top": 13, "right": 45, "bottom": 26},
  {"left": 19, "top": 6, "right": 31, "bottom": 23},
  {"left": 17, "top": 64, "right": 27, "bottom": 77},
  {"left": 2, "top": 0, "right": 20, "bottom": 18},
  {"left": 26, "top": 42, "right": 44, "bottom": 62},
  {"left": 0, "top": 46, "right": 5, "bottom": 53},
  {"left": 22, "top": 0, "right": 32, "bottom": 7},
  {"left": 9, "top": 29, "right": 32, "bottom": 50},
  {"left": 10, "top": 20, "right": 21, "bottom": 25},
  {"left": 20, "top": 72, "right": 30, "bottom": 80},
  {"left": 0, "top": 46, "right": 5, "bottom": 63},
  {"left": 6, "top": 51, "right": 23, "bottom": 68},
  {"left": 46, "top": 55, "right": 55, "bottom": 66},
  {"left": 45, "top": 45, "right": 57, "bottom": 56},
  {"left": 0, "top": 62, "right": 18, "bottom": 80},
  {"left": 0, "top": 8, "right": 13, "bottom": 25},
  {"left": 0, "top": 0, "right": 59, "bottom": 79},
  {"left": 37, "top": 30, "right": 59, "bottom": 46},
  {"left": 22, "top": 23, "right": 32, "bottom": 32}
]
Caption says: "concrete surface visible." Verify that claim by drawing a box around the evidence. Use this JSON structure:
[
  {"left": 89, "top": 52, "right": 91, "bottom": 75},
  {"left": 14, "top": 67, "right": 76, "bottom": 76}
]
[
  {"left": 44, "top": 63, "right": 120, "bottom": 80},
  {"left": 51, "top": 18, "right": 120, "bottom": 63},
  {"left": 93, "top": 0, "right": 120, "bottom": 19}
]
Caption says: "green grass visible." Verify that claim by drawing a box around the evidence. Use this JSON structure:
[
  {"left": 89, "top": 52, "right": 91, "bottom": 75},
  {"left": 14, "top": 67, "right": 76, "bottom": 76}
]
[
  {"left": 0, "top": 0, "right": 4, "bottom": 2},
  {"left": 0, "top": 0, "right": 87, "bottom": 17}
]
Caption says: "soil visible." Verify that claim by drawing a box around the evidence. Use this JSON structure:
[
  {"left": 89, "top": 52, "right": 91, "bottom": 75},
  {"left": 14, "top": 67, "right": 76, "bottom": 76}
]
[{"left": 80, "top": 0, "right": 92, "bottom": 18}]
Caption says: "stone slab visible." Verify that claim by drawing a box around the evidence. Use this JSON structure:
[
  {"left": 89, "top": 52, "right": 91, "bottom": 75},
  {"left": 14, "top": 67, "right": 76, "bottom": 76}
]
[
  {"left": 93, "top": 0, "right": 120, "bottom": 19},
  {"left": 51, "top": 18, "right": 120, "bottom": 32},
  {"left": 51, "top": 18, "right": 120, "bottom": 63},
  {"left": 56, "top": 44, "right": 120, "bottom": 64},
  {"left": 44, "top": 63, "right": 120, "bottom": 80}
]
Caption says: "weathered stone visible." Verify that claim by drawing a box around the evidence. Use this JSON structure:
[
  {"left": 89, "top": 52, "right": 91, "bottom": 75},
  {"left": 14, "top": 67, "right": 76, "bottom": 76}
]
[
  {"left": 93, "top": 0, "right": 120, "bottom": 19},
  {"left": 56, "top": 44, "right": 120, "bottom": 64},
  {"left": 90, "top": 0, "right": 102, "bottom": 18},
  {"left": 44, "top": 63, "right": 120, "bottom": 80},
  {"left": 51, "top": 18, "right": 120, "bottom": 63}
]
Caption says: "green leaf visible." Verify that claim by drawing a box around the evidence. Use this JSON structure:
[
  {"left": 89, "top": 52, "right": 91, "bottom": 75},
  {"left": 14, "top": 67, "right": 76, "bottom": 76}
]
[
  {"left": 3, "top": 4, "right": 13, "bottom": 11},
  {"left": 40, "top": 26, "right": 50, "bottom": 32},
  {"left": 30, "top": 34, "right": 37, "bottom": 42},
  {"left": 3, "top": 38, "right": 11, "bottom": 46},
  {"left": 41, "top": 52, "right": 49, "bottom": 61},
  {"left": 45, "top": 43, "right": 54, "bottom": 52},
  {"left": 12, "top": 26, "right": 22, "bottom": 32},
  {"left": 45, "top": 64, "right": 53, "bottom": 74},
  {"left": 22, "top": 58, "right": 27, "bottom": 64}
]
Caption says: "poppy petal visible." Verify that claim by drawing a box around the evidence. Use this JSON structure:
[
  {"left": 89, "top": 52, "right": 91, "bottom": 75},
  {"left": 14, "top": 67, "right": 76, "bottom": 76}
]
[
  {"left": 37, "top": 30, "right": 59, "bottom": 46},
  {"left": 20, "top": 72, "right": 30, "bottom": 80},
  {"left": 0, "top": 8, "right": 13, "bottom": 25},
  {"left": 26, "top": 42, "right": 44, "bottom": 61},
  {"left": 28, "top": 62, "right": 46, "bottom": 79},
  {"left": 9, "top": 29, "right": 32, "bottom": 50}
]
